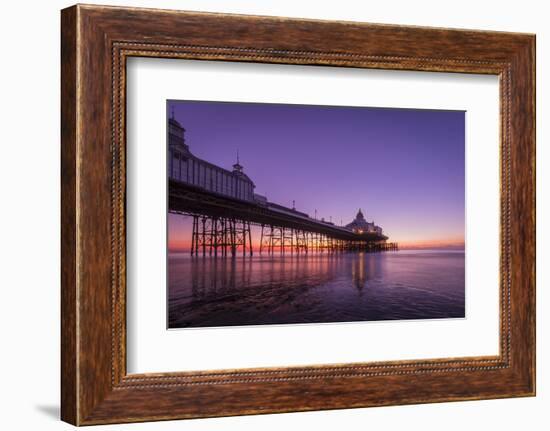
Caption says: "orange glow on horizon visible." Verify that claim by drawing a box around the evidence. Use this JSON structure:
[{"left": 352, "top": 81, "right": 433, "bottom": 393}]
[{"left": 396, "top": 238, "right": 465, "bottom": 250}]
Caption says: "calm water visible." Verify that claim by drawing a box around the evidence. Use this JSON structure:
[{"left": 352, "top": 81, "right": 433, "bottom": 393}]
[{"left": 168, "top": 250, "right": 465, "bottom": 328}]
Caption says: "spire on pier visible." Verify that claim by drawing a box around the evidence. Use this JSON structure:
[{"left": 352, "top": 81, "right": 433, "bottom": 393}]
[{"left": 233, "top": 150, "right": 243, "bottom": 172}]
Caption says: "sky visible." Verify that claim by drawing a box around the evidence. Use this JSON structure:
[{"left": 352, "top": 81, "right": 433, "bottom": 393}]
[{"left": 168, "top": 100, "right": 465, "bottom": 251}]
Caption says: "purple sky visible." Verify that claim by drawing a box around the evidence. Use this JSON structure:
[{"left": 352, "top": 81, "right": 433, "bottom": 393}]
[{"left": 168, "top": 100, "right": 465, "bottom": 248}]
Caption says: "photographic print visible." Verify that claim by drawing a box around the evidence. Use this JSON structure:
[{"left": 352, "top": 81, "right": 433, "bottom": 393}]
[{"left": 167, "top": 101, "right": 465, "bottom": 329}]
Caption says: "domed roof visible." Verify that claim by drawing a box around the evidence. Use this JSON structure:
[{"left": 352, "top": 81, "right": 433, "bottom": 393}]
[{"left": 345, "top": 209, "right": 374, "bottom": 233}]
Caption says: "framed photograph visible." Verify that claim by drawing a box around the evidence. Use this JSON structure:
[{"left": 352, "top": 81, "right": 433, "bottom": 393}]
[{"left": 61, "top": 4, "right": 535, "bottom": 425}]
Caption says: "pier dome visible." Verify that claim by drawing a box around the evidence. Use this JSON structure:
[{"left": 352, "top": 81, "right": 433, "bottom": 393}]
[{"left": 345, "top": 209, "right": 381, "bottom": 234}]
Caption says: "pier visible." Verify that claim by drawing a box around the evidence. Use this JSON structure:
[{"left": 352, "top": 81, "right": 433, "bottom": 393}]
[{"left": 168, "top": 115, "right": 398, "bottom": 256}]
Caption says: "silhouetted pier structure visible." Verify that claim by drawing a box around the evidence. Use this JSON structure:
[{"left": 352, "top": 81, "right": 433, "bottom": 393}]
[
  {"left": 167, "top": 115, "right": 398, "bottom": 257},
  {"left": 170, "top": 179, "right": 398, "bottom": 256}
]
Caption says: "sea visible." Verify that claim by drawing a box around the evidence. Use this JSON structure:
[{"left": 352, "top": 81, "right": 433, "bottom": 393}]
[{"left": 168, "top": 249, "right": 465, "bottom": 329}]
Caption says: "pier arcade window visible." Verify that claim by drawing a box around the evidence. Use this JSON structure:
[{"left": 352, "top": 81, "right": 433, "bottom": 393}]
[
  {"left": 169, "top": 151, "right": 173, "bottom": 179},
  {"left": 200, "top": 164, "right": 206, "bottom": 188},
  {"left": 182, "top": 157, "right": 187, "bottom": 183},
  {"left": 172, "top": 152, "right": 180, "bottom": 180},
  {"left": 192, "top": 160, "right": 199, "bottom": 185}
]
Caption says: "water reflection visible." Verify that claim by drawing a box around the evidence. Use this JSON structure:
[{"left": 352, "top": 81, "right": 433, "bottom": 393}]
[
  {"left": 351, "top": 252, "right": 384, "bottom": 292},
  {"left": 168, "top": 250, "right": 465, "bottom": 328}
]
